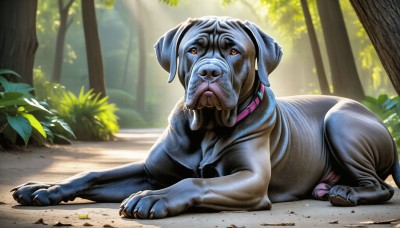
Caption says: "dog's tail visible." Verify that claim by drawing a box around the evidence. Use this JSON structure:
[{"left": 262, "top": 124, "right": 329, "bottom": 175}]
[{"left": 392, "top": 141, "right": 400, "bottom": 188}]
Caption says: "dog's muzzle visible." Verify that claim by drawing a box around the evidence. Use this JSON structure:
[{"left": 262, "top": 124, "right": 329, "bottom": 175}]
[{"left": 185, "top": 59, "right": 233, "bottom": 111}]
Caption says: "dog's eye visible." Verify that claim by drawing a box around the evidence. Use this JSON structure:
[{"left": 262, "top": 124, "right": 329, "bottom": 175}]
[
  {"left": 189, "top": 48, "right": 197, "bottom": 55},
  {"left": 230, "top": 49, "right": 239, "bottom": 56}
]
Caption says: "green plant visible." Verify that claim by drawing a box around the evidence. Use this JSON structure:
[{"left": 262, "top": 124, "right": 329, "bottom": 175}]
[
  {"left": 363, "top": 94, "right": 400, "bottom": 155},
  {"left": 33, "top": 68, "right": 68, "bottom": 106},
  {"left": 56, "top": 87, "right": 119, "bottom": 141},
  {"left": 0, "top": 69, "right": 75, "bottom": 149}
]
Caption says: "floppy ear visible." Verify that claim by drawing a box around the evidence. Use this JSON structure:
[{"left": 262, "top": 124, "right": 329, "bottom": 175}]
[
  {"left": 243, "top": 21, "right": 283, "bottom": 87},
  {"left": 154, "top": 18, "right": 195, "bottom": 83}
]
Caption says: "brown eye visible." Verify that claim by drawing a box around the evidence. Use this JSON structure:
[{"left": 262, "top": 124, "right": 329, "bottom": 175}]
[
  {"left": 230, "top": 49, "right": 238, "bottom": 55},
  {"left": 190, "top": 48, "right": 197, "bottom": 54}
]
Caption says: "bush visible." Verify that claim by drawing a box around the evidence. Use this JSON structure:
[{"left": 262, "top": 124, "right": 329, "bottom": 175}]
[
  {"left": 363, "top": 94, "right": 400, "bottom": 155},
  {"left": 55, "top": 87, "right": 119, "bottom": 141},
  {"left": 0, "top": 69, "right": 75, "bottom": 150}
]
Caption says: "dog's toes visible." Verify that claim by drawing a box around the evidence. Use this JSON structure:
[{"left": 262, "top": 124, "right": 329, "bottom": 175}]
[
  {"left": 329, "top": 185, "right": 357, "bottom": 206},
  {"left": 150, "top": 200, "right": 168, "bottom": 219},
  {"left": 32, "top": 193, "right": 51, "bottom": 206}
]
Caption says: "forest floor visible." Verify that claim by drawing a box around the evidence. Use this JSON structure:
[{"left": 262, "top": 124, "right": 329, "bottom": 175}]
[{"left": 0, "top": 129, "right": 399, "bottom": 228}]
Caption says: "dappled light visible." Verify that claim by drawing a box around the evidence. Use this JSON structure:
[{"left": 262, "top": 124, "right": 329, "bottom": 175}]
[{"left": 31, "top": 0, "right": 398, "bottom": 130}]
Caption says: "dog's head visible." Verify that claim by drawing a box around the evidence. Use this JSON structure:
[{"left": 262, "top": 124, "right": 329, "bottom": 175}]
[{"left": 155, "top": 16, "right": 282, "bottom": 130}]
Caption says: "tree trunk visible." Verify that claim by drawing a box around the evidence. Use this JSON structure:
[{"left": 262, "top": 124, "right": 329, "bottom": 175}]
[
  {"left": 300, "top": 0, "right": 330, "bottom": 95},
  {"left": 350, "top": 0, "right": 400, "bottom": 95},
  {"left": 52, "top": 0, "right": 75, "bottom": 83},
  {"left": 316, "top": 0, "right": 365, "bottom": 100},
  {"left": 0, "top": 0, "right": 38, "bottom": 85},
  {"left": 81, "top": 0, "right": 106, "bottom": 98},
  {"left": 132, "top": 0, "right": 146, "bottom": 113}
]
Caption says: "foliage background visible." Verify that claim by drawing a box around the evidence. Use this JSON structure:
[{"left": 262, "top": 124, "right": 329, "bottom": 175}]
[{"left": 33, "top": 0, "right": 397, "bottom": 128}]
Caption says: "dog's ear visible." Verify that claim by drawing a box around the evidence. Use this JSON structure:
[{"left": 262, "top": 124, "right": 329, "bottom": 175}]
[
  {"left": 154, "top": 18, "right": 195, "bottom": 83},
  {"left": 243, "top": 21, "right": 283, "bottom": 87}
]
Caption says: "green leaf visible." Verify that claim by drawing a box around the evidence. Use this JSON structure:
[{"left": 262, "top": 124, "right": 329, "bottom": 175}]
[
  {"left": 0, "top": 92, "right": 27, "bottom": 107},
  {"left": 30, "top": 127, "right": 47, "bottom": 145},
  {"left": 0, "top": 69, "right": 21, "bottom": 78},
  {"left": 377, "top": 94, "right": 388, "bottom": 106},
  {"left": 2, "top": 124, "right": 17, "bottom": 144},
  {"left": 0, "top": 76, "right": 9, "bottom": 87},
  {"left": 43, "top": 125, "right": 54, "bottom": 144},
  {"left": 385, "top": 99, "right": 399, "bottom": 110},
  {"left": 52, "top": 118, "right": 76, "bottom": 139},
  {"left": 7, "top": 115, "right": 32, "bottom": 145},
  {"left": 2, "top": 82, "right": 33, "bottom": 94},
  {"left": 23, "top": 98, "right": 52, "bottom": 114},
  {"left": 22, "top": 113, "right": 46, "bottom": 139},
  {"left": 52, "top": 133, "right": 71, "bottom": 144}
]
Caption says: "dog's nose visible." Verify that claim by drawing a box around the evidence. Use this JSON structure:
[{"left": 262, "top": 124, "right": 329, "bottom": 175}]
[{"left": 198, "top": 64, "right": 222, "bottom": 79}]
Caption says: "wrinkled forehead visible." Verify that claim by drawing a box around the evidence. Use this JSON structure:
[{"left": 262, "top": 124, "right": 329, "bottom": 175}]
[{"left": 179, "top": 18, "right": 254, "bottom": 49}]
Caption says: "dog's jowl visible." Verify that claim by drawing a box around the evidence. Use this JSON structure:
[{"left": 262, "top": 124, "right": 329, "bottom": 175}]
[{"left": 12, "top": 16, "right": 400, "bottom": 219}]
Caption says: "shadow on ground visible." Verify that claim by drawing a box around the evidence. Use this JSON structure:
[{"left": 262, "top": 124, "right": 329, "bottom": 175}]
[{"left": 0, "top": 129, "right": 399, "bottom": 228}]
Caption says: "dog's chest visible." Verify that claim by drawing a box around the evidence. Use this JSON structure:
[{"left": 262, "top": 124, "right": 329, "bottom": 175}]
[{"left": 192, "top": 131, "right": 233, "bottom": 178}]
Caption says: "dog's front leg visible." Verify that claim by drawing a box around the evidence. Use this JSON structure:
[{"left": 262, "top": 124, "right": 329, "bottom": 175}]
[
  {"left": 11, "top": 162, "right": 149, "bottom": 206},
  {"left": 119, "top": 169, "right": 271, "bottom": 219}
]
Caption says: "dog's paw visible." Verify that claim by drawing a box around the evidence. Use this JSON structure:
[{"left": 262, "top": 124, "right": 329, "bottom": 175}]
[
  {"left": 119, "top": 190, "right": 168, "bottom": 219},
  {"left": 119, "top": 187, "right": 194, "bottom": 219},
  {"left": 11, "top": 182, "right": 63, "bottom": 206},
  {"left": 328, "top": 185, "right": 357, "bottom": 206}
]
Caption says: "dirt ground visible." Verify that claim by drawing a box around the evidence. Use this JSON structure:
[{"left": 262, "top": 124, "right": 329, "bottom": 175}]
[{"left": 0, "top": 129, "right": 399, "bottom": 228}]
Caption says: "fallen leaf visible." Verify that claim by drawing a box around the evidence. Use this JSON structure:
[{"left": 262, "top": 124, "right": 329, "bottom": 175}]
[
  {"left": 53, "top": 221, "right": 73, "bottom": 226},
  {"left": 227, "top": 225, "right": 245, "bottom": 228},
  {"left": 361, "top": 218, "right": 400, "bottom": 225},
  {"left": 329, "top": 220, "right": 339, "bottom": 224},
  {"left": 33, "top": 218, "right": 47, "bottom": 225},
  {"left": 260, "top": 222, "right": 295, "bottom": 226},
  {"left": 343, "top": 225, "right": 367, "bottom": 227},
  {"left": 78, "top": 214, "right": 90, "bottom": 219}
]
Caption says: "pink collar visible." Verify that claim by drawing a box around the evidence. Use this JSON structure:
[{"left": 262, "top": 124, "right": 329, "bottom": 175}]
[{"left": 235, "top": 83, "right": 265, "bottom": 124}]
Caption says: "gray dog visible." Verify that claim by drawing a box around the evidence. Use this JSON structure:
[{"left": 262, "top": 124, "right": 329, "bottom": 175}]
[{"left": 12, "top": 16, "right": 400, "bottom": 219}]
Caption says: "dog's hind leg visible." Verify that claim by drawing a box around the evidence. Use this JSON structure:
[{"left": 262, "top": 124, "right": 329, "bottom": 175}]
[{"left": 323, "top": 100, "right": 396, "bottom": 206}]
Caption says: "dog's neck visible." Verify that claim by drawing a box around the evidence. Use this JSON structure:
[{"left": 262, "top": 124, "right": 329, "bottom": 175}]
[
  {"left": 187, "top": 81, "right": 266, "bottom": 131},
  {"left": 235, "top": 83, "right": 265, "bottom": 124}
]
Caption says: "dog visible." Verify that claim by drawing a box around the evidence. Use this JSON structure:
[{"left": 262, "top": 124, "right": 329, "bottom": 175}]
[{"left": 12, "top": 16, "right": 400, "bottom": 219}]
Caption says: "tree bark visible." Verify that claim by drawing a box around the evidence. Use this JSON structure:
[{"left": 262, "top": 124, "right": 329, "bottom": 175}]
[
  {"left": 350, "top": 0, "right": 400, "bottom": 96},
  {"left": 300, "top": 0, "right": 330, "bottom": 95},
  {"left": 0, "top": 0, "right": 38, "bottom": 85},
  {"left": 81, "top": 0, "right": 106, "bottom": 98},
  {"left": 52, "top": 0, "right": 75, "bottom": 83},
  {"left": 316, "top": 0, "right": 365, "bottom": 100}
]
